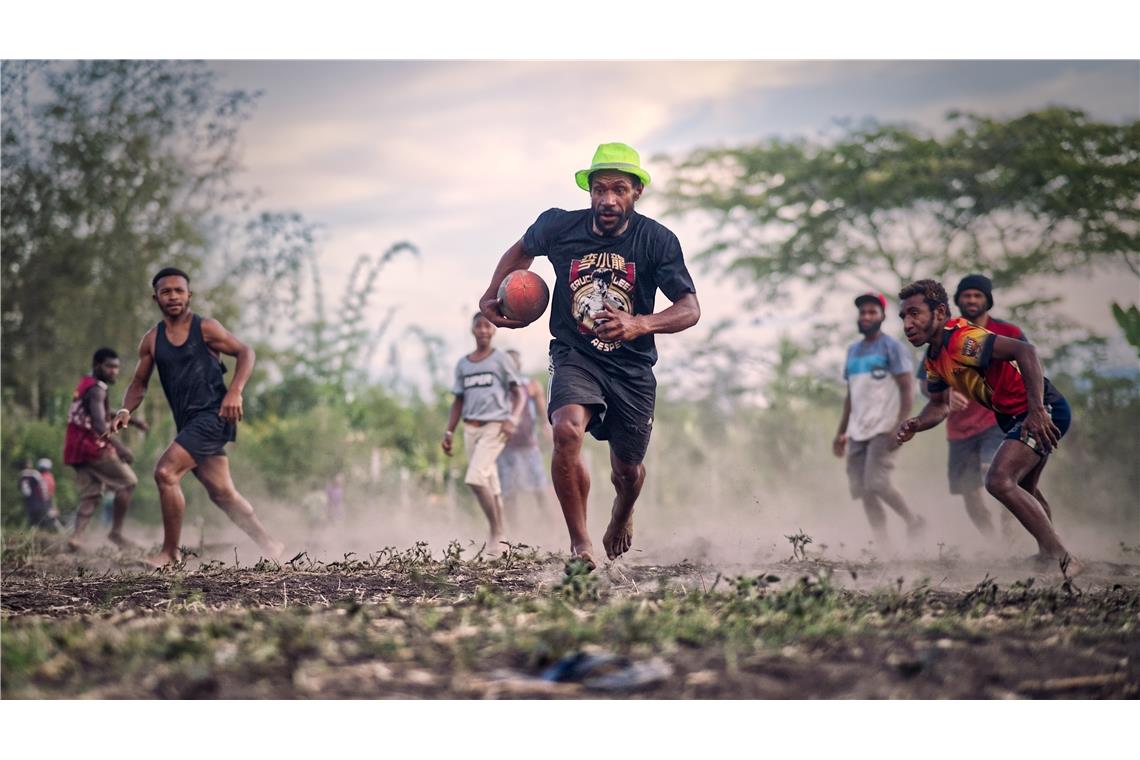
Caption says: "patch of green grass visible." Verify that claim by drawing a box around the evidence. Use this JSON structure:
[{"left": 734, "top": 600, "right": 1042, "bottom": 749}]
[{"left": 4, "top": 547, "right": 1138, "bottom": 698}]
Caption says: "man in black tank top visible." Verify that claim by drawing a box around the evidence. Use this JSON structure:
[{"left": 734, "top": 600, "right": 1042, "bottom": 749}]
[{"left": 106, "top": 267, "right": 284, "bottom": 568}]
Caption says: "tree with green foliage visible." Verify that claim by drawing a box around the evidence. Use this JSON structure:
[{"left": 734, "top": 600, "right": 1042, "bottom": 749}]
[
  {"left": 2, "top": 60, "right": 259, "bottom": 417},
  {"left": 659, "top": 108, "right": 1140, "bottom": 303},
  {"left": 655, "top": 108, "right": 1140, "bottom": 535},
  {"left": 1, "top": 61, "right": 438, "bottom": 523}
]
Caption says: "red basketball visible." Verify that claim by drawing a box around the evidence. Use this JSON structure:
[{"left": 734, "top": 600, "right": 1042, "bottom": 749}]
[{"left": 497, "top": 270, "right": 550, "bottom": 324}]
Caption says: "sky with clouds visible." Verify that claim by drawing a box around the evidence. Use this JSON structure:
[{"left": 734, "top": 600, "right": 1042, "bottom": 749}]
[{"left": 211, "top": 60, "right": 1140, "bottom": 390}]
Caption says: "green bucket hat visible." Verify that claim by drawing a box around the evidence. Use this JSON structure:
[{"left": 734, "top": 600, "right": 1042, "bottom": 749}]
[{"left": 575, "top": 142, "right": 651, "bottom": 191}]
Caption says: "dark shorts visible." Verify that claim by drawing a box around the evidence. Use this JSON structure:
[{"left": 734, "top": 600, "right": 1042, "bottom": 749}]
[
  {"left": 947, "top": 425, "right": 1006, "bottom": 494},
  {"left": 175, "top": 413, "right": 236, "bottom": 463},
  {"left": 547, "top": 348, "right": 656, "bottom": 465},
  {"left": 997, "top": 394, "right": 1071, "bottom": 457},
  {"left": 846, "top": 433, "right": 898, "bottom": 499}
]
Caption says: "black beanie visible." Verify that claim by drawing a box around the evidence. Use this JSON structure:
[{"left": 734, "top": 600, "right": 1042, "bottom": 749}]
[{"left": 954, "top": 274, "right": 993, "bottom": 310}]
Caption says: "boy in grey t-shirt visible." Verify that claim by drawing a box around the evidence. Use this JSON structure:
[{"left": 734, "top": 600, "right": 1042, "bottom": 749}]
[{"left": 442, "top": 313, "right": 526, "bottom": 550}]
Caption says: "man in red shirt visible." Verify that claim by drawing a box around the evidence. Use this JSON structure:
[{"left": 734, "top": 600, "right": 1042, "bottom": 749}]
[
  {"left": 63, "top": 347, "right": 148, "bottom": 552},
  {"left": 896, "top": 280, "right": 1082, "bottom": 577},
  {"left": 923, "top": 275, "right": 1026, "bottom": 536}
]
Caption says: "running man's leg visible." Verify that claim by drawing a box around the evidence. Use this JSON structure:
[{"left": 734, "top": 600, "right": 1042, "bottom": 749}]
[
  {"left": 987, "top": 395, "right": 1079, "bottom": 573},
  {"left": 551, "top": 404, "right": 595, "bottom": 565},
  {"left": 108, "top": 487, "right": 136, "bottom": 544},
  {"left": 985, "top": 441, "right": 1070, "bottom": 561},
  {"left": 848, "top": 438, "right": 888, "bottom": 543},
  {"left": 193, "top": 454, "right": 284, "bottom": 561},
  {"left": 463, "top": 422, "right": 507, "bottom": 549},
  {"left": 150, "top": 442, "right": 198, "bottom": 566},
  {"left": 877, "top": 486, "right": 923, "bottom": 533},
  {"left": 865, "top": 434, "right": 923, "bottom": 536},
  {"left": 602, "top": 448, "right": 645, "bottom": 560},
  {"left": 949, "top": 434, "right": 995, "bottom": 535},
  {"left": 976, "top": 427, "right": 1018, "bottom": 539},
  {"left": 104, "top": 460, "right": 140, "bottom": 548},
  {"left": 71, "top": 457, "right": 139, "bottom": 550},
  {"left": 1018, "top": 456, "right": 1052, "bottom": 522},
  {"left": 67, "top": 465, "right": 104, "bottom": 551},
  {"left": 598, "top": 368, "right": 654, "bottom": 561},
  {"left": 1011, "top": 455, "right": 1055, "bottom": 567},
  {"left": 860, "top": 492, "right": 889, "bottom": 543},
  {"left": 468, "top": 484, "right": 506, "bottom": 548},
  {"left": 496, "top": 448, "right": 524, "bottom": 536},
  {"left": 961, "top": 488, "right": 995, "bottom": 536}
]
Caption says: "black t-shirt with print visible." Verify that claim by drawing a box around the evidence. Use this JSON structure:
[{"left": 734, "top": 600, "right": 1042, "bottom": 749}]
[{"left": 523, "top": 208, "right": 696, "bottom": 378}]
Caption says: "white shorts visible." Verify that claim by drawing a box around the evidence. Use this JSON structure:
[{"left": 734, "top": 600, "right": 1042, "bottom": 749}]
[{"left": 463, "top": 420, "right": 507, "bottom": 494}]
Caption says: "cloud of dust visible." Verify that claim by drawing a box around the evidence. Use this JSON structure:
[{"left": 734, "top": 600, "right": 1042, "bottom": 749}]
[{"left": 170, "top": 416, "right": 1135, "bottom": 587}]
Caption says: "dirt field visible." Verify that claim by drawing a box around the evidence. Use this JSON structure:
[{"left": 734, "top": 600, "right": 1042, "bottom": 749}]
[{"left": 3, "top": 532, "right": 1138, "bottom": 699}]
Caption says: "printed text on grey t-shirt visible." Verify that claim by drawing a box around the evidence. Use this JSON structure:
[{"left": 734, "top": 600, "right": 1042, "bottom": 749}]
[{"left": 452, "top": 349, "right": 523, "bottom": 422}]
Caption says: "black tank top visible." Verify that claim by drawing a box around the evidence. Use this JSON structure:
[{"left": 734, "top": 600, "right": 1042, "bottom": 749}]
[{"left": 155, "top": 314, "right": 229, "bottom": 431}]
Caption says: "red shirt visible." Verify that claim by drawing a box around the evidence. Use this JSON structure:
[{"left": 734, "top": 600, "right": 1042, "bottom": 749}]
[
  {"left": 63, "top": 375, "right": 110, "bottom": 465},
  {"left": 944, "top": 317, "right": 1025, "bottom": 440},
  {"left": 924, "top": 318, "right": 1031, "bottom": 422}
]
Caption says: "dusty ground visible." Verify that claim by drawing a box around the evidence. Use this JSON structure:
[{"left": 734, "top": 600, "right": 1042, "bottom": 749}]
[{"left": 2, "top": 532, "right": 1138, "bottom": 698}]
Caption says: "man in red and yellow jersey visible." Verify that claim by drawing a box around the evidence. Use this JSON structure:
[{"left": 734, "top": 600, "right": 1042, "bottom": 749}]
[
  {"left": 919, "top": 275, "right": 1028, "bottom": 537},
  {"left": 894, "top": 279, "right": 1082, "bottom": 577}
]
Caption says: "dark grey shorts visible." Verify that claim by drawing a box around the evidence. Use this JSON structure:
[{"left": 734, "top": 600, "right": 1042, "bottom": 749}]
[
  {"left": 846, "top": 433, "right": 898, "bottom": 499},
  {"left": 175, "top": 413, "right": 236, "bottom": 463},
  {"left": 947, "top": 425, "right": 1005, "bottom": 494},
  {"left": 547, "top": 349, "right": 656, "bottom": 465}
]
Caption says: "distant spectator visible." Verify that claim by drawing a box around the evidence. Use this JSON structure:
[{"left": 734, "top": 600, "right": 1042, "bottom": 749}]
[
  {"left": 18, "top": 458, "right": 63, "bottom": 531},
  {"left": 441, "top": 313, "right": 525, "bottom": 550},
  {"left": 36, "top": 458, "right": 58, "bottom": 511},
  {"left": 497, "top": 350, "right": 554, "bottom": 521},
  {"left": 833, "top": 292, "right": 925, "bottom": 544}
]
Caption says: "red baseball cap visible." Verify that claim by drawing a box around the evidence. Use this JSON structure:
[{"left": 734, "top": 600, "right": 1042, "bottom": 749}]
[{"left": 854, "top": 292, "right": 887, "bottom": 311}]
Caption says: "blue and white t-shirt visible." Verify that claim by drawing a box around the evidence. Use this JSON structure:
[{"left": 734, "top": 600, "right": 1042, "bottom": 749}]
[{"left": 843, "top": 333, "right": 913, "bottom": 441}]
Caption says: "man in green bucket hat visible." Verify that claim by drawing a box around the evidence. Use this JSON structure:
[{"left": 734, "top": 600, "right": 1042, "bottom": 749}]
[{"left": 478, "top": 142, "right": 702, "bottom": 570}]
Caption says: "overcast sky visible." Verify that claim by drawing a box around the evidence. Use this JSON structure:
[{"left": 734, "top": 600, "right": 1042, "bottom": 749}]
[{"left": 211, "top": 61, "right": 1140, "bottom": 389}]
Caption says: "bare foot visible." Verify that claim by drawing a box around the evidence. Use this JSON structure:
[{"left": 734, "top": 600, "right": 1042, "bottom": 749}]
[
  {"left": 1020, "top": 552, "right": 1054, "bottom": 572},
  {"left": 65, "top": 538, "right": 86, "bottom": 553},
  {"left": 907, "top": 515, "right": 927, "bottom": 539},
  {"left": 1060, "top": 554, "right": 1087, "bottom": 579},
  {"left": 569, "top": 543, "right": 597, "bottom": 572},
  {"left": 602, "top": 511, "right": 634, "bottom": 560},
  {"left": 143, "top": 551, "right": 181, "bottom": 569},
  {"left": 262, "top": 539, "right": 286, "bottom": 562},
  {"left": 108, "top": 532, "right": 141, "bottom": 550}
]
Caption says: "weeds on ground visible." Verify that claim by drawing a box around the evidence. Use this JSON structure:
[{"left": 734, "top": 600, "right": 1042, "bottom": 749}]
[
  {"left": 5, "top": 533, "right": 1139, "bottom": 698},
  {"left": 785, "top": 530, "right": 813, "bottom": 561},
  {"left": 556, "top": 559, "right": 599, "bottom": 602}
]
